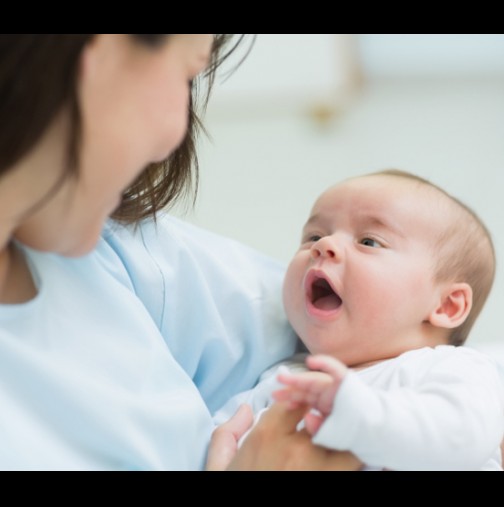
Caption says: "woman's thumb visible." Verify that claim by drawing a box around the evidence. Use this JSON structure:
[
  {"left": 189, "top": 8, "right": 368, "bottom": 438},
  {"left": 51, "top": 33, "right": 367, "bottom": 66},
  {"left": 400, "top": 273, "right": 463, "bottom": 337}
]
[{"left": 206, "top": 404, "right": 253, "bottom": 471}]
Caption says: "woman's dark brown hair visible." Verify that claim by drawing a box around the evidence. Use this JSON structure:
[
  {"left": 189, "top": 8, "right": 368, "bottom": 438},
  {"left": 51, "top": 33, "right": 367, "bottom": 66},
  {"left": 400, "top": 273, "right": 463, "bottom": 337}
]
[{"left": 0, "top": 34, "right": 245, "bottom": 223}]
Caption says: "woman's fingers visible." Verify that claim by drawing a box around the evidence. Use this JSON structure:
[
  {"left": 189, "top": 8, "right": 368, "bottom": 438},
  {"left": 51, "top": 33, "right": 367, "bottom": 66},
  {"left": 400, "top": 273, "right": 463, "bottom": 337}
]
[
  {"left": 257, "top": 401, "right": 310, "bottom": 434},
  {"left": 228, "top": 402, "right": 362, "bottom": 471}
]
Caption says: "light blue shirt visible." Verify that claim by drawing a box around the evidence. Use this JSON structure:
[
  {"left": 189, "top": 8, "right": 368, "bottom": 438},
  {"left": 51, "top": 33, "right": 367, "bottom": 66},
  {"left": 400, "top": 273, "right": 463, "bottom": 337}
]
[{"left": 0, "top": 214, "right": 296, "bottom": 470}]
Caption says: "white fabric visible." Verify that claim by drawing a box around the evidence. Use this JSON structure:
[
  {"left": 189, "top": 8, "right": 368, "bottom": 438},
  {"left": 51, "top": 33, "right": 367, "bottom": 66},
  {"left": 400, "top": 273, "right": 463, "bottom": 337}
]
[
  {"left": 216, "top": 346, "right": 504, "bottom": 471},
  {"left": 0, "top": 214, "right": 297, "bottom": 470},
  {"left": 470, "top": 342, "right": 504, "bottom": 383}
]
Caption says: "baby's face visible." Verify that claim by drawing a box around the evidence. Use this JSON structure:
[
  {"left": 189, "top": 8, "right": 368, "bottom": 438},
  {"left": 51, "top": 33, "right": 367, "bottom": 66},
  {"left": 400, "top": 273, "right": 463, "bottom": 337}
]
[{"left": 283, "top": 175, "right": 447, "bottom": 367}]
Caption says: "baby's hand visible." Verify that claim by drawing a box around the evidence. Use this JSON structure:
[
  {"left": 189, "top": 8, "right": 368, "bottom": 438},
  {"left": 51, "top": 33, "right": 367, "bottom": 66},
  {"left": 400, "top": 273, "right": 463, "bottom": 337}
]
[{"left": 272, "top": 355, "right": 348, "bottom": 435}]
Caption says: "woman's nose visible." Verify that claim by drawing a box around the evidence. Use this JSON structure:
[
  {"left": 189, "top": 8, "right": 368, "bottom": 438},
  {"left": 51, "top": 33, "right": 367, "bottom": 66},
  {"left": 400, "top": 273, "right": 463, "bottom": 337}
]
[{"left": 310, "top": 235, "right": 341, "bottom": 261}]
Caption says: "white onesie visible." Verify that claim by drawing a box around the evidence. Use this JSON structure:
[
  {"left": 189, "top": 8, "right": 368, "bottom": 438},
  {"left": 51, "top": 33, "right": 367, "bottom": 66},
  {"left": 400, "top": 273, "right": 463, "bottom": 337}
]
[{"left": 214, "top": 345, "right": 504, "bottom": 471}]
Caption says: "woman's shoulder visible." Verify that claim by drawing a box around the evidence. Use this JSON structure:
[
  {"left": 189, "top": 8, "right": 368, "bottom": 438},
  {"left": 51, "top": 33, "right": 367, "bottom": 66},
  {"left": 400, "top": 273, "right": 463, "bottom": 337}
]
[{"left": 100, "top": 214, "right": 288, "bottom": 294}]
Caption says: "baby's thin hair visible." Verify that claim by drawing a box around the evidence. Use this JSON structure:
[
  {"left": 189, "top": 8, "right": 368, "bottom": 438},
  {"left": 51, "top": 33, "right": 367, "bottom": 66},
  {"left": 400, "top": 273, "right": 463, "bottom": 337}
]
[{"left": 370, "top": 169, "right": 496, "bottom": 346}]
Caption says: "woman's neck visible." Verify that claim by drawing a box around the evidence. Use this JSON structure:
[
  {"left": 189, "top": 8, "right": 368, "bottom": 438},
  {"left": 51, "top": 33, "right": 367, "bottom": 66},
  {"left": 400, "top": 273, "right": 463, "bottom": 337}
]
[{"left": 0, "top": 242, "right": 37, "bottom": 304}]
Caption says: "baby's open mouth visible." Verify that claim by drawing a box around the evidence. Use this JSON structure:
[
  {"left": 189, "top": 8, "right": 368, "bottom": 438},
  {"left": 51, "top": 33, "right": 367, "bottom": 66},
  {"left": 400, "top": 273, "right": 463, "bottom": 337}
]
[{"left": 311, "top": 277, "right": 342, "bottom": 311}]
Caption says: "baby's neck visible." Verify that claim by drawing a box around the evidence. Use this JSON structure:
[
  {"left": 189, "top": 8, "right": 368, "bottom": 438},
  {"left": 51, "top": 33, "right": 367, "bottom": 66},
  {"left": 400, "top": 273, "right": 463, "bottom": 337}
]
[
  {"left": 351, "top": 358, "right": 386, "bottom": 371},
  {"left": 347, "top": 336, "right": 451, "bottom": 372}
]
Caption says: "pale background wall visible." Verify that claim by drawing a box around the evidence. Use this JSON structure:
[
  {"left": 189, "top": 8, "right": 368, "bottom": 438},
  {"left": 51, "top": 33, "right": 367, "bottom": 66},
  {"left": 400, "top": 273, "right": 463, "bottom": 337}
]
[{"left": 171, "top": 34, "right": 504, "bottom": 346}]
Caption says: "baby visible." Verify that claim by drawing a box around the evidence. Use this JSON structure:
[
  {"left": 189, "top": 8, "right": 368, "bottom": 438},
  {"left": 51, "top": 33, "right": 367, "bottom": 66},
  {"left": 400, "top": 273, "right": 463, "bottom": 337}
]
[{"left": 214, "top": 169, "right": 504, "bottom": 471}]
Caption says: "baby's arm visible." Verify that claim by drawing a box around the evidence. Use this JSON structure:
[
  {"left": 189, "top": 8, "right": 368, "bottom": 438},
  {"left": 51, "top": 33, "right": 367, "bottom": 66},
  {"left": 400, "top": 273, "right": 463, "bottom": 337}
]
[
  {"left": 273, "top": 355, "right": 348, "bottom": 435},
  {"left": 276, "top": 348, "right": 504, "bottom": 470}
]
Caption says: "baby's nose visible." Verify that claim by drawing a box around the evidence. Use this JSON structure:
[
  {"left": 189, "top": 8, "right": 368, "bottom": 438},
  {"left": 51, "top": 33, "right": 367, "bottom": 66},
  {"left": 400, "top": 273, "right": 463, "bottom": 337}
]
[{"left": 310, "top": 235, "right": 341, "bottom": 261}]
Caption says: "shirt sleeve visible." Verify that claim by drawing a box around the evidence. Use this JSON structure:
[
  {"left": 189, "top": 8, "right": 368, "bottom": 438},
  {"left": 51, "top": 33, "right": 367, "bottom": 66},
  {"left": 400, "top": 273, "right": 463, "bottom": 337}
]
[
  {"left": 312, "top": 347, "right": 504, "bottom": 470},
  {"left": 100, "top": 214, "right": 298, "bottom": 413}
]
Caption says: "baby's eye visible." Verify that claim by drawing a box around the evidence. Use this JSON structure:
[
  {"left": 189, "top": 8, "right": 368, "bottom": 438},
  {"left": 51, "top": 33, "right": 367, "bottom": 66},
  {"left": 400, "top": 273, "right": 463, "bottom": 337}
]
[
  {"left": 301, "top": 233, "right": 323, "bottom": 245},
  {"left": 360, "top": 237, "right": 382, "bottom": 248},
  {"left": 303, "top": 234, "right": 323, "bottom": 243}
]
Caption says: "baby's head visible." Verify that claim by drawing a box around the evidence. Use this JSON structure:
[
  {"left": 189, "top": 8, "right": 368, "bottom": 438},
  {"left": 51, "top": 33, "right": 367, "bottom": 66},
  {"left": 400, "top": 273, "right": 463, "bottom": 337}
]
[{"left": 283, "top": 169, "right": 495, "bottom": 367}]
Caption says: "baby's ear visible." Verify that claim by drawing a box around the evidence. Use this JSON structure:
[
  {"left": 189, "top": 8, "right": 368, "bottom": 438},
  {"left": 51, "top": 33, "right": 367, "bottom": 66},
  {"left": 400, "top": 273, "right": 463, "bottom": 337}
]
[{"left": 427, "top": 283, "right": 473, "bottom": 329}]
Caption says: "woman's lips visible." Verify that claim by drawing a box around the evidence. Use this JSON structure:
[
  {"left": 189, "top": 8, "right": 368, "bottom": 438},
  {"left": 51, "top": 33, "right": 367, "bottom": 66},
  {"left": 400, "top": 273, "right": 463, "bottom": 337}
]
[{"left": 304, "top": 269, "right": 343, "bottom": 319}]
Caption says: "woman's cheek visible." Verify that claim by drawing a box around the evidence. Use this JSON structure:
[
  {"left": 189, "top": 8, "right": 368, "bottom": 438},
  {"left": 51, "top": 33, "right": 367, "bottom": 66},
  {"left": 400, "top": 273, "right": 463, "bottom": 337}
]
[
  {"left": 151, "top": 82, "right": 191, "bottom": 161},
  {"left": 149, "top": 106, "right": 189, "bottom": 163}
]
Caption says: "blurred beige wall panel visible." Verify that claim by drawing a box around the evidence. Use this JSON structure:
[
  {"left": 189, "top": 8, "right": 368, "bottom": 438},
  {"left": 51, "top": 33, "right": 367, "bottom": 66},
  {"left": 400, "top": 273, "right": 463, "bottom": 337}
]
[
  {"left": 359, "top": 34, "right": 504, "bottom": 78},
  {"left": 207, "top": 34, "right": 363, "bottom": 119}
]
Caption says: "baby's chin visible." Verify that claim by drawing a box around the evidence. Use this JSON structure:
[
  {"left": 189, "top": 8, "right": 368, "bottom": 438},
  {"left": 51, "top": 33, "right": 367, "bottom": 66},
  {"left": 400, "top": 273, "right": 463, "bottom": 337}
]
[{"left": 297, "top": 333, "right": 338, "bottom": 359}]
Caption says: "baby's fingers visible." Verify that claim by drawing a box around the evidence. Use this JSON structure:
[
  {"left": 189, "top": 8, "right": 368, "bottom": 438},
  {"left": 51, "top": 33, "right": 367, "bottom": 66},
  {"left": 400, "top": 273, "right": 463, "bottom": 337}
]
[
  {"left": 304, "top": 411, "right": 324, "bottom": 435},
  {"left": 277, "top": 370, "right": 333, "bottom": 392},
  {"left": 271, "top": 387, "right": 293, "bottom": 403},
  {"left": 271, "top": 387, "right": 305, "bottom": 410},
  {"left": 272, "top": 387, "right": 319, "bottom": 408},
  {"left": 306, "top": 354, "right": 348, "bottom": 380}
]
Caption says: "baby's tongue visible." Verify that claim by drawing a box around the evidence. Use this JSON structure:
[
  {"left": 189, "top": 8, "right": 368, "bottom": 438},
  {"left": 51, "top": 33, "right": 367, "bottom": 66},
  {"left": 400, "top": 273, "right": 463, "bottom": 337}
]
[{"left": 314, "top": 293, "right": 342, "bottom": 311}]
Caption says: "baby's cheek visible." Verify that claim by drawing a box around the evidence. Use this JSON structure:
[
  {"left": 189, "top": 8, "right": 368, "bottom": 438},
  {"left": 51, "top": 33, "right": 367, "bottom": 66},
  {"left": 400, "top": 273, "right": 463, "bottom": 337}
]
[{"left": 283, "top": 259, "right": 303, "bottom": 314}]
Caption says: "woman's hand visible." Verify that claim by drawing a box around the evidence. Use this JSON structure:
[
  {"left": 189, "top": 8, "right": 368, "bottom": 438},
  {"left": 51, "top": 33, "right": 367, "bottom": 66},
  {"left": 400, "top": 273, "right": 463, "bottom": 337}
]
[
  {"left": 206, "top": 404, "right": 254, "bottom": 471},
  {"left": 207, "top": 402, "right": 362, "bottom": 471}
]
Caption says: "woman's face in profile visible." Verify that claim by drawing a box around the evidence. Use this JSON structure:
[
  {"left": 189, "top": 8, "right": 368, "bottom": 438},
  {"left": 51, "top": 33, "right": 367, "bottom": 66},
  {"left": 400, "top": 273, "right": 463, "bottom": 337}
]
[{"left": 13, "top": 34, "right": 213, "bottom": 257}]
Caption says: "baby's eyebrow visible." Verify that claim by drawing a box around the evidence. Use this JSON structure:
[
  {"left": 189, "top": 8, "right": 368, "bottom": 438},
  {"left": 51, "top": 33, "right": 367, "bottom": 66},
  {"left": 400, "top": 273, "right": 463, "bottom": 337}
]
[
  {"left": 303, "top": 213, "right": 405, "bottom": 237},
  {"left": 303, "top": 214, "right": 321, "bottom": 229},
  {"left": 359, "top": 215, "right": 405, "bottom": 238}
]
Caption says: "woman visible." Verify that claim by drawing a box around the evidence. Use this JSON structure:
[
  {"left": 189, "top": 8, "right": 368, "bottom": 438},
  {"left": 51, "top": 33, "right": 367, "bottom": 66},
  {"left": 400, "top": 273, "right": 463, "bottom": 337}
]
[{"left": 0, "top": 34, "right": 358, "bottom": 470}]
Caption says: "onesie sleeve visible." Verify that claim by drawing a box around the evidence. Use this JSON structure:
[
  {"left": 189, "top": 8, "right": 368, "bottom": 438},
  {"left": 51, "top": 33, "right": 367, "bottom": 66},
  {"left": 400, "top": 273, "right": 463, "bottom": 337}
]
[
  {"left": 312, "top": 347, "right": 504, "bottom": 470},
  {"left": 100, "top": 214, "right": 297, "bottom": 413}
]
